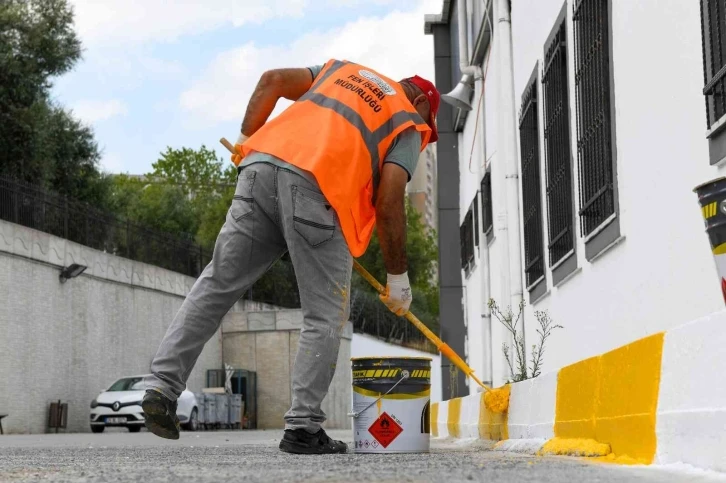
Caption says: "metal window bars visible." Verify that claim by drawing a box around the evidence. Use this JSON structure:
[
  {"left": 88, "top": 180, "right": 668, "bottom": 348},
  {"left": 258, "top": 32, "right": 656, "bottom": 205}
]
[
  {"left": 460, "top": 208, "right": 475, "bottom": 272},
  {"left": 701, "top": 0, "right": 726, "bottom": 129},
  {"left": 573, "top": 0, "right": 616, "bottom": 236},
  {"left": 518, "top": 74, "right": 546, "bottom": 288},
  {"left": 473, "top": 195, "right": 480, "bottom": 247},
  {"left": 543, "top": 18, "right": 575, "bottom": 265},
  {"left": 480, "top": 172, "right": 493, "bottom": 235}
]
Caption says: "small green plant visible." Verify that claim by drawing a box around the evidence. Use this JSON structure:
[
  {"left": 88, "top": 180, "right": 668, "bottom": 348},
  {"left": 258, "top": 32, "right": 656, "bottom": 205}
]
[{"left": 488, "top": 298, "right": 563, "bottom": 382}]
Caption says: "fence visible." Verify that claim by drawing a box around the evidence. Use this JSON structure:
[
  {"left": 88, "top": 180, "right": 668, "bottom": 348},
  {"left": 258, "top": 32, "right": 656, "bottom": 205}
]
[
  {"left": 0, "top": 175, "right": 437, "bottom": 352},
  {"left": 0, "top": 176, "right": 211, "bottom": 277}
]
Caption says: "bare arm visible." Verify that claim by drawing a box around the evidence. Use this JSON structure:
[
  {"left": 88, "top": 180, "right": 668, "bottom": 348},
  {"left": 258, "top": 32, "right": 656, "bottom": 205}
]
[
  {"left": 240, "top": 68, "right": 314, "bottom": 136},
  {"left": 375, "top": 163, "right": 409, "bottom": 275}
]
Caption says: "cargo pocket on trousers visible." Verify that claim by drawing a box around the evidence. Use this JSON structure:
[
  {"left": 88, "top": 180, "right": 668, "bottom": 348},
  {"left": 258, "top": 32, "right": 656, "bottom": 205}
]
[
  {"left": 292, "top": 185, "right": 335, "bottom": 247},
  {"left": 230, "top": 170, "right": 256, "bottom": 222}
]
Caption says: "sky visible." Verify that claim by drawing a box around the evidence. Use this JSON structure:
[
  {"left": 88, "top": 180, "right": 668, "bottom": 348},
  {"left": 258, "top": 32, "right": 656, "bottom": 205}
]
[{"left": 51, "top": 0, "right": 443, "bottom": 175}]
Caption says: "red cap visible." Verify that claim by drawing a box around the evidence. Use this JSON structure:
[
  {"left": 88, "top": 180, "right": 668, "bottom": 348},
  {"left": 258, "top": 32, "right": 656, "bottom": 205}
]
[{"left": 405, "top": 75, "right": 440, "bottom": 143}]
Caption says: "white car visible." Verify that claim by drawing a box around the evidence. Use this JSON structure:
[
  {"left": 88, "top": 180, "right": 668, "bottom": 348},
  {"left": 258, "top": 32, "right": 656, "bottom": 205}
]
[{"left": 89, "top": 374, "right": 199, "bottom": 433}]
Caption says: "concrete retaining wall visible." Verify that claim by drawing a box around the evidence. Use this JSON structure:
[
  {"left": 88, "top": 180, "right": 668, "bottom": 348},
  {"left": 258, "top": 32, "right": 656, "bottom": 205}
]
[
  {"left": 431, "top": 309, "right": 726, "bottom": 473},
  {"left": 0, "top": 220, "right": 225, "bottom": 434}
]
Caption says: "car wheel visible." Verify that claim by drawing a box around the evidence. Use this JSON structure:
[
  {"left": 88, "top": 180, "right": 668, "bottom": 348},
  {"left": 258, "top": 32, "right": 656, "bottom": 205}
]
[
  {"left": 183, "top": 408, "right": 199, "bottom": 432},
  {"left": 91, "top": 426, "right": 104, "bottom": 433},
  {"left": 128, "top": 426, "right": 141, "bottom": 433}
]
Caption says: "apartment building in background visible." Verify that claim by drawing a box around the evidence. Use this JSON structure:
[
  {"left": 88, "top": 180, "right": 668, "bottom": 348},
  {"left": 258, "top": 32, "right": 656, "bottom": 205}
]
[
  {"left": 425, "top": 0, "right": 725, "bottom": 397},
  {"left": 408, "top": 144, "right": 439, "bottom": 234}
]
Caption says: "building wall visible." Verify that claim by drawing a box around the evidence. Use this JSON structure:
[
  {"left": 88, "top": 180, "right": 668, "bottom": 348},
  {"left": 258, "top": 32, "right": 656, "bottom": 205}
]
[
  {"left": 510, "top": 0, "right": 723, "bottom": 376},
  {"left": 435, "top": 0, "right": 726, "bottom": 390},
  {"left": 0, "top": 220, "right": 223, "bottom": 434}
]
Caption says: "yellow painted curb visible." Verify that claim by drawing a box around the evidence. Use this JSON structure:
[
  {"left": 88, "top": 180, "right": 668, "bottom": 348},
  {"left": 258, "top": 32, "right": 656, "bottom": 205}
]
[
  {"left": 554, "top": 332, "right": 665, "bottom": 464},
  {"left": 538, "top": 437, "right": 611, "bottom": 457},
  {"left": 431, "top": 402, "right": 439, "bottom": 437},
  {"left": 447, "top": 397, "right": 462, "bottom": 438}
]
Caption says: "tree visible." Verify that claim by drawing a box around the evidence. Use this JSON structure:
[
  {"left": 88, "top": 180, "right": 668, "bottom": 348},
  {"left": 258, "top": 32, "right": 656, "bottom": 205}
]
[
  {"left": 146, "top": 145, "right": 238, "bottom": 250},
  {"left": 0, "top": 0, "right": 110, "bottom": 206}
]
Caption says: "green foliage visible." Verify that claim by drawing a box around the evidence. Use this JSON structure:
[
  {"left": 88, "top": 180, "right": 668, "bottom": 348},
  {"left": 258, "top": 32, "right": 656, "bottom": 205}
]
[
  {"left": 110, "top": 146, "right": 235, "bottom": 245},
  {"left": 353, "top": 199, "right": 440, "bottom": 332},
  {"left": 0, "top": 0, "right": 109, "bottom": 206}
]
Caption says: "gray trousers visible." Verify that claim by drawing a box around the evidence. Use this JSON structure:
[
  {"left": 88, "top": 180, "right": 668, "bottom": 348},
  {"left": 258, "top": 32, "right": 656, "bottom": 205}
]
[{"left": 144, "top": 162, "right": 353, "bottom": 432}]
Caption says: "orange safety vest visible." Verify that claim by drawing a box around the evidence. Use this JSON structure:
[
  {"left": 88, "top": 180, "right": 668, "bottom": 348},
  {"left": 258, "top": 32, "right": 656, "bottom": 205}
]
[{"left": 239, "top": 59, "right": 432, "bottom": 257}]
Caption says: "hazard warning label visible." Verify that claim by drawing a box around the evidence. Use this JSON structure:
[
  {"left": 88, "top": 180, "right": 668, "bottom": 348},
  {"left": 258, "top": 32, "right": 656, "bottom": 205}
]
[{"left": 368, "top": 412, "right": 403, "bottom": 448}]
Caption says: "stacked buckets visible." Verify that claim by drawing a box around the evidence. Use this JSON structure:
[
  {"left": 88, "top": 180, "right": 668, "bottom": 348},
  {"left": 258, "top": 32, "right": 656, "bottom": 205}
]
[
  {"left": 695, "top": 177, "right": 726, "bottom": 304},
  {"left": 349, "top": 356, "right": 432, "bottom": 454}
]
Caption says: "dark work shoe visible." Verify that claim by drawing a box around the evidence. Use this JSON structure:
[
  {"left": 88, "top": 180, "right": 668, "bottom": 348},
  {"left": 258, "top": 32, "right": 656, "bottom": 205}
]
[
  {"left": 142, "top": 389, "right": 180, "bottom": 440},
  {"left": 279, "top": 428, "right": 348, "bottom": 454}
]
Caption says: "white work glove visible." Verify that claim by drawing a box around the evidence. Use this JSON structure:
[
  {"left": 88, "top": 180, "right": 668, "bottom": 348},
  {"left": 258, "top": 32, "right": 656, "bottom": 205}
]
[{"left": 379, "top": 272, "right": 413, "bottom": 316}]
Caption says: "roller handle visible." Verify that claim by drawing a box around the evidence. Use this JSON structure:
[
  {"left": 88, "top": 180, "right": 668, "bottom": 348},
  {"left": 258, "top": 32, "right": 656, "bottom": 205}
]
[
  {"left": 220, "top": 137, "right": 236, "bottom": 154},
  {"left": 352, "top": 260, "right": 489, "bottom": 390}
]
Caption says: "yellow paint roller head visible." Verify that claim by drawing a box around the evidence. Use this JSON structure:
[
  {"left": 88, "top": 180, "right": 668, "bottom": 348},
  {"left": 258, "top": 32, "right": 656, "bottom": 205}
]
[{"left": 483, "top": 385, "right": 511, "bottom": 414}]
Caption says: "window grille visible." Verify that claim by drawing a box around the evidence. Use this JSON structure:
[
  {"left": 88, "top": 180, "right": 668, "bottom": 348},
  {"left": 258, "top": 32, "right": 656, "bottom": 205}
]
[
  {"left": 518, "top": 74, "right": 545, "bottom": 288},
  {"left": 460, "top": 209, "right": 475, "bottom": 272},
  {"left": 473, "top": 194, "right": 480, "bottom": 247},
  {"left": 543, "top": 16, "right": 575, "bottom": 265},
  {"left": 700, "top": 0, "right": 726, "bottom": 129},
  {"left": 480, "top": 172, "right": 493, "bottom": 235},
  {"left": 573, "top": 0, "right": 616, "bottom": 236}
]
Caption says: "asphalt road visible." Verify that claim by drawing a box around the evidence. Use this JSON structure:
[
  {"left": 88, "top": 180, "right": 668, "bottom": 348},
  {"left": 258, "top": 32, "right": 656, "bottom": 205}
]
[{"left": 1, "top": 429, "right": 725, "bottom": 483}]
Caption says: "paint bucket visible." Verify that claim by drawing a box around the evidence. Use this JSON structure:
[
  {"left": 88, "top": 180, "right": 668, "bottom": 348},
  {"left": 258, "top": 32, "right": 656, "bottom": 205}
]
[
  {"left": 694, "top": 176, "right": 726, "bottom": 304},
  {"left": 349, "top": 356, "right": 432, "bottom": 454}
]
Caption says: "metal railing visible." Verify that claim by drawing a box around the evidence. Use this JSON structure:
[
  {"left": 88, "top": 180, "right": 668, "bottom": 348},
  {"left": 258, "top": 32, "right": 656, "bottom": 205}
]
[
  {"left": 0, "top": 175, "right": 437, "bottom": 352},
  {"left": 0, "top": 176, "right": 211, "bottom": 277}
]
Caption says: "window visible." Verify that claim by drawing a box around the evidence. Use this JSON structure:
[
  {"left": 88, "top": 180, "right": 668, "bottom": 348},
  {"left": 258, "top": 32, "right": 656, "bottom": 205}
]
[
  {"left": 473, "top": 194, "right": 480, "bottom": 247},
  {"left": 480, "top": 171, "right": 493, "bottom": 240},
  {"left": 460, "top": 209, "right": 475, "bottom": 273},
  {"left": 543, "top": 2, "right": 577, "bottom": 281},
  {"left": 701, "top": 0, "right": 726, "bottom": 130},
  {"left": 573, "top": 0, "right": 620, "bottom": 256},
  {"left": 518, "top": 65, "right": 546, "bottom": 291}
]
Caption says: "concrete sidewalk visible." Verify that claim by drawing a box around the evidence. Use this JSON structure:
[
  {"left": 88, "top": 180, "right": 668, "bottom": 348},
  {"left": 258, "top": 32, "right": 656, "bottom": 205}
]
[{"left": 1, "top": 429, "right": 725, "bottom": 482}]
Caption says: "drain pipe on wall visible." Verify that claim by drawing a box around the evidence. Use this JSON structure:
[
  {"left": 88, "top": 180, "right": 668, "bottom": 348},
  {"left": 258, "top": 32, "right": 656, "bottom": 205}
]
[
  {"left": 478, "top": 80, "right": 494, "bottom": 389},
  {"left": 456, "top": 0, "right": 484, "bottom": 89},
  {"left": 496, "top": 0, "right": 525, "bottom": 383}
]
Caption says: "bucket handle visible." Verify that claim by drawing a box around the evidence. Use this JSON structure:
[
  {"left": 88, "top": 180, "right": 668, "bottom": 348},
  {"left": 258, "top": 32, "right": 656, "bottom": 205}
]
[{"left": 347, "top": 370, "right": 410, "bottom": 418}]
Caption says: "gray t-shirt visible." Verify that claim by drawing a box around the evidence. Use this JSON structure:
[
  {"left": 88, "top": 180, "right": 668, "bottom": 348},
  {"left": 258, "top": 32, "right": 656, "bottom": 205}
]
[{"left": 243, "top": 64, "right": 421, "bottom": 183}]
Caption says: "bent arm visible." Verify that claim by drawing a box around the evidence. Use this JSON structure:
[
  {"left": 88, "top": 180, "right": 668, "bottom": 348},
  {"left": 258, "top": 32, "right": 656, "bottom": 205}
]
[
  {"left": 240, "top": 67, "right": 315, "bottom": 137},
  {"left": 375, "top": 163, "right": 409, "bottom": 275}
]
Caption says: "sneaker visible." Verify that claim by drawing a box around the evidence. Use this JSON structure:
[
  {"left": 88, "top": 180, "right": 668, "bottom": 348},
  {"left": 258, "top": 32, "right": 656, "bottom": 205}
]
[
  {"left": 141, "top": 389, "right": 180, "bottom": 440},
  {"left": 279, "top": 428, "right": 348, "bottom": 454}
]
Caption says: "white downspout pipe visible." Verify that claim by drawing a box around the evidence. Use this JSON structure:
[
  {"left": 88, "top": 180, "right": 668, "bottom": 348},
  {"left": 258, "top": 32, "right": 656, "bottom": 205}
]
[
  {"left": 496, "top": 0, "right": 525, "bottom": 383},
  {"left": 478, "top": 83, "right": 493, "bottom": 389},
  {"left": 457, "top": 0, "right": 483, "bottom": 83}
]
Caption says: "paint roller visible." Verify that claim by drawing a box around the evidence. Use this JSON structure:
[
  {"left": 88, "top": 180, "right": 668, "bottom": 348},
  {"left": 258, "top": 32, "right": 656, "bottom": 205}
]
[{"left": 218, "top": 137, "right": 510, "bottom": 414}]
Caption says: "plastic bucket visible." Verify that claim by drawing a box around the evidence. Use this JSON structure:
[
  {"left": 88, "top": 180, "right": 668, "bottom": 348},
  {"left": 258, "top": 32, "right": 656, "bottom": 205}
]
[
  {"left": 694, "top": 176, "right": 726, "bottom": 304},
  {"left": 349, "top": 356, "right": 432, "bottom": 454}
]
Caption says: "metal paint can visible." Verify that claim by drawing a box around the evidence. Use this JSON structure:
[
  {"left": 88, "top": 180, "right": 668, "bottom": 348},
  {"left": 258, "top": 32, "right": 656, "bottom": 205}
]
[
  {"left": 349, "top": 356, "right": 432, "bottom": 454},
  {"left": 694, "top": 176, "right": 726, "bottom": 304}
]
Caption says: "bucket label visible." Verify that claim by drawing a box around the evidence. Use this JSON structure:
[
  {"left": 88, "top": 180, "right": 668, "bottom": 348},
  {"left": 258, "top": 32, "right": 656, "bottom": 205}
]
[{"left": 368, "top": 412, "right": 403, "bottom": 448}]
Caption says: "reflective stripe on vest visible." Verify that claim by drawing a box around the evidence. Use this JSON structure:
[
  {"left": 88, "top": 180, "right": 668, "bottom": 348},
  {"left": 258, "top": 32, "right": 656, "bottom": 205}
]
[{"left": 301, "top": 61, "right": 428, "bottom": 201}]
